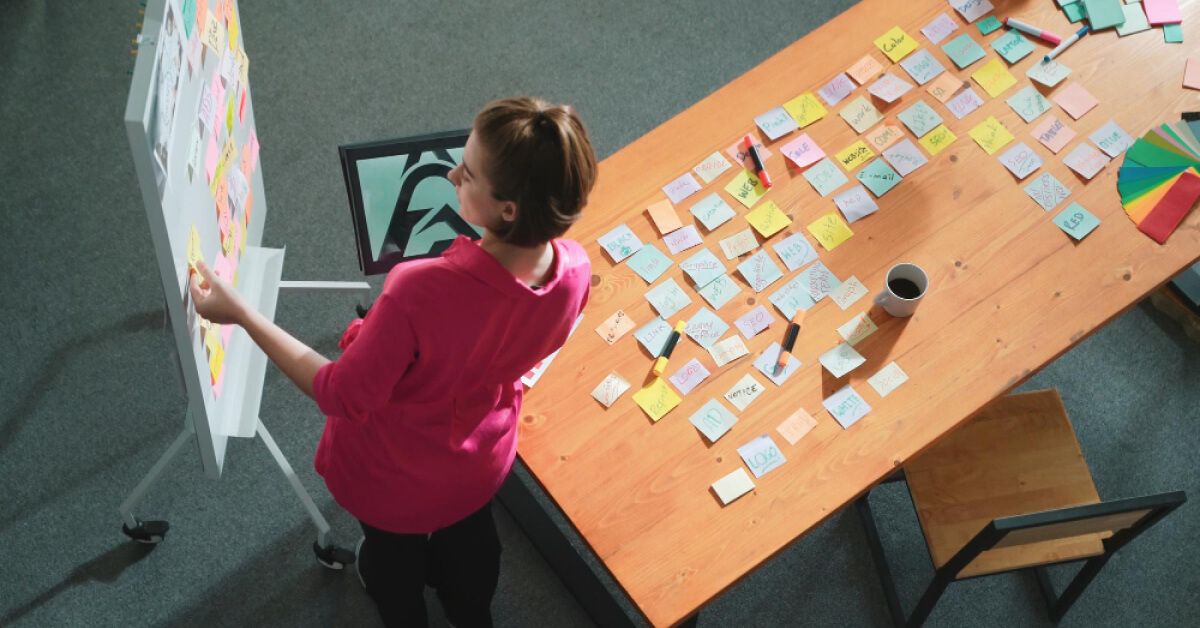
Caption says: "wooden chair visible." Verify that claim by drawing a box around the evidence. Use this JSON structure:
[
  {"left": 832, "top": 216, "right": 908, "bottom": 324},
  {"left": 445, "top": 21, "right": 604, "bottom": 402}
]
[{"left": 855, "top": 389, "right": 1186, "bottom": 627}]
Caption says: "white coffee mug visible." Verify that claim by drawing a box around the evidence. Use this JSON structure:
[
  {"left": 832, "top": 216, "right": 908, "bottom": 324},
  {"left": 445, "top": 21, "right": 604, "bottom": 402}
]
[{"left": 874, "top": 263, "right": 929, "bottom": 318}]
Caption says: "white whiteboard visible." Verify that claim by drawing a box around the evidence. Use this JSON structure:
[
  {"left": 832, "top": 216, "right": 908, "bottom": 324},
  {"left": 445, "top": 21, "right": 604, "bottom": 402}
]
[{"left": 125, "top": 0, "right": 278, "bottom": 478}]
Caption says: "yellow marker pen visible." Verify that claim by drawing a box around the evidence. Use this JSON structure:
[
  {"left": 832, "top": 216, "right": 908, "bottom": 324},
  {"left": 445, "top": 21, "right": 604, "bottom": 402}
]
[{"left": 652, "top": 320, "right": 687, "bottom": 377}]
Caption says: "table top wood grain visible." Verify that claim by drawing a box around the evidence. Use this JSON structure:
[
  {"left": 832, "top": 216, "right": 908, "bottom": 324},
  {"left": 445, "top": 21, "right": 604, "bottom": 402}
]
[{"left": 517, "top": 1, "right": 1200, "bottom": 625}]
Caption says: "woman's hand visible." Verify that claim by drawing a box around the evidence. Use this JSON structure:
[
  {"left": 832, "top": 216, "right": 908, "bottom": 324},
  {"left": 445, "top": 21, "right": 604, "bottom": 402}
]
[{"left": 190, "top": 260, "right": 249, "bottom": 325}]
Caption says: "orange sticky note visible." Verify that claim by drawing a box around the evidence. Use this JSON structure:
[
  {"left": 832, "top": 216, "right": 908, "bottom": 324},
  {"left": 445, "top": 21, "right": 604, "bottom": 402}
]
[
  {"left": 1051, "top": 82, "right": 1098, "bottom": 121},
  {"left": 847, "top": 54, "right": 884, "bottom": 84},
  {"left": 926, "top": 73, "right": 966, "bottom": 103},
  {"left": 777, "top": 408, "right": 818, "bottom": 445},
  {"left": 1187, "top": 58, "right": 1200, "bottom": 90},
  {"left": 646, "top": 199, "right": 683, "bottom": 235},
  {"left": 864, "top": 122, "right": 905, "bottom": 152}
]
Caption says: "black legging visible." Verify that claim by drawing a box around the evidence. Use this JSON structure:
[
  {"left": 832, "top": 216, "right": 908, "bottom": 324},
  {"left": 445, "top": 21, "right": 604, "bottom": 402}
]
[{"left": 358, "top": 502, "right": 500, "bottom": 627}]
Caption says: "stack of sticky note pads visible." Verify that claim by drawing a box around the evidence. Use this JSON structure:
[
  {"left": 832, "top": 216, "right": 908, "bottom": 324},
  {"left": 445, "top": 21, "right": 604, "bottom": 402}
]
[
  {"left": 1118, "top": 115, "right": 1200, "bottom": 244},
  {"left": 1058, "top": 0, "right": 1184, "bottom": 43}
]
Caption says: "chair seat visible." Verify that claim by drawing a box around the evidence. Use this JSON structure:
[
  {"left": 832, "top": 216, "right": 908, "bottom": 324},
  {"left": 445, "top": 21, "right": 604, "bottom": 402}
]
[{"left": 904, "top": 389, "right": 1106, "bottom": 579}]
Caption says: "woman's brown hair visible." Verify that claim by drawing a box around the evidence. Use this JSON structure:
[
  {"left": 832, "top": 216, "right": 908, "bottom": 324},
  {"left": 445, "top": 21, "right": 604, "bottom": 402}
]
[{"left": 472, "top": 97, "right": 598, "bottom": 247}]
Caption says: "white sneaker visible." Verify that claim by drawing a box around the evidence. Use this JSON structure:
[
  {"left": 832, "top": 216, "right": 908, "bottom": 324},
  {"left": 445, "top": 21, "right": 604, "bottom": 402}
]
[{"left": 355, "top": 536, "right": 366, "bottom": 589}]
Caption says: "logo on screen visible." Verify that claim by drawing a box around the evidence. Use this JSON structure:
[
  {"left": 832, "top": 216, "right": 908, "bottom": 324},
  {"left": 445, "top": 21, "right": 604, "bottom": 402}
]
[{"left": 386, "top": 149, "right": 480, "bottom": 259}]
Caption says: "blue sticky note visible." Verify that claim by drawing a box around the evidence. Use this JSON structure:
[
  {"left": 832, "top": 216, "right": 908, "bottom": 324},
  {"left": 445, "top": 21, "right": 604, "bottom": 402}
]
[
  {"left": 679, "top": 247, "right": 725, "bottom": 289},
  {"left": 897, "top": 100, "right": 943, "bottom": 138},
  {"left": 689, "top": 398, "right": 738, "bottom": 443},
  {"left": 768, "top": 275, "right": 817, "bottom": 320},
  {"left": 1053, "top": 202, "right": 1101, "bottom": 240},
  {"left": 645, "top": 278, "right": 692, "bottom": 318},
  {"left": 736, "top": 250, "right": 785, "bottom": 293},
  {"left": 942, "top": 33, "right": 986, "bottom": 69},
  {"left": 856, "top": 159, "right": 903, "bottom": 198},
  {"left": 976, "top": 15, "right": 1002, "bottom": 35},
  {"left": 737, "top": 434, "right": 787, "bottom": 478},
  {"left": 634, "top": 317, "right": 673, "bottom": 356},
  {"left": 697, "top": 274, "right": 743, "bottom": 310},
  {"left": 823, "top": 385, "right": 872, "bottom": 429},
  {"left": 689, "top": 193, "right": 736, "bottom": 231},
  {"left": 685, "top": 307, "right": 730, "bottom": 349},
  {"left": 802, "top": 157, "right": 849, "bottom": 197},
  {"left": 799, "top": 261, "right": 842, "bottom": 301},
  {"left": 898, "top": 49, "right": 946, "bottom": 86},
  {"left": 991, "top": 30, "right": 1035, "bottom": 64},
  {"left": 626, "top": 243, "right": 673, "bottom": 283},
  {"left": 753, "top": 342, "right": 802, "bottom": 386}
]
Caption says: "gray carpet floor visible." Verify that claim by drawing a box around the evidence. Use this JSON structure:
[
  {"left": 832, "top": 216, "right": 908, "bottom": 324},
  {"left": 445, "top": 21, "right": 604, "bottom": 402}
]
[{"left": 1, "top": 1, "right": 1197, "bottom": 626}]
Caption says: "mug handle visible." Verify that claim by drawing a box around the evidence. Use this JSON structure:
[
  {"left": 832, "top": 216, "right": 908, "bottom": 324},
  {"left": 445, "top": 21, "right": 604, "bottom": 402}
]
[{"left": 874, "top": 291, "right": 890, "bottom": 308}]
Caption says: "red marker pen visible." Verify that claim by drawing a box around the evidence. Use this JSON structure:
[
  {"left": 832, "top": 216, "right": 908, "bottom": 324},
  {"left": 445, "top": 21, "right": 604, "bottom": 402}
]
[{"left": 742, "top": 135, "right": 773, "bottom": 189}]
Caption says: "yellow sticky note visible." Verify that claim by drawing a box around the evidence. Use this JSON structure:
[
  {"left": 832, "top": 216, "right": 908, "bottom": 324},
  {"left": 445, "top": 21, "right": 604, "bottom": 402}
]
[
  {"left": 972, "top": 58, "right": 1017, "bottom": 98},
  {"left": 745, "top": 200, "right": 792, "bottom": 238},
  {"left": 968, "top": 116, "right": 1015, "bottom": 155},
  {"left": 835, "top": 140, "right": 875, "bottom": 172},
  {"left": 226, "top": 7, "right": 240, "bottom": 51},
  {"left": 806, "top": 212, "right": 854, "bottom": 251},
  {"left": 187, "top": 225, "right": 203, "bottom": 270},
  {"left": 919, "top": 124, "right": 958, "bottom": 156},
  {"left": 208, "top": 340, "right": 225, "bottom": 383},
  {"left": 201, "top": 11, "right": 224, "bottom": 52},
  {"left": 632, "top": 377, "right": 682, "bottom": 422},
  {"left": 874, "top": 26, "right": 918, "bottom": 63},
  {"left": 724, "top": 169, "right": 767, "bottom": 209},
  {"left": 783, "top": 92, "right": 827, "bottom": 128}
]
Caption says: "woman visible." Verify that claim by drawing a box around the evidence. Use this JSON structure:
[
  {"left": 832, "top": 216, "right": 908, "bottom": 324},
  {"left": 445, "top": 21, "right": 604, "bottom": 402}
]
[{"left": 190, "top": 96, "right": 597, "bottom": 627}]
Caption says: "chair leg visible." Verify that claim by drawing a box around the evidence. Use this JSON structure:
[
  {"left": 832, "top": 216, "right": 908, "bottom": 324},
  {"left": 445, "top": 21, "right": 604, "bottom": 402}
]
[
  {"left": 855, "top": 495, "right": 906, "bottom": 627},
  {"left": 906, "top": 573, "right": 952, "bottom": 628},
  {"left": 1036, "top": 556, "right": 1110, "bottom": 623}
]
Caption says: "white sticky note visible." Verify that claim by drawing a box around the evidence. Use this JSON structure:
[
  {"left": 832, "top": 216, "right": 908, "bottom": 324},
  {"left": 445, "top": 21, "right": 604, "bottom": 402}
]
[
  {"left": 669, "top": 358, "right": 711, "bottom": 395},
  {"left": 997, "top": 142, "right": 1043, "bottom": 180},
  {"left": 802, "top": 261, "right": 842, "bottom": 302},
  {"left": 591, "top": 373, "right": 631, "bottom": 408},
  {"left": 823, "top": 385, "right": 873, "bottom": 429},
  {"left": 868, "top": 362, "right": 909, "bottom": 397},
  {"left": 951, "top": 0, "right": 994, "bottom": 23},
  {"left": 693, "top": 152, "right": 733, "bottom": 184},
  {"left": 736, "top": 250, "right": 785, "bottom": 293},
  {"left": 830, "top": 276, "right": 869, "bottom": 310},
  {"left": 1063, "top": 142, "right": 1111, "bottom": 180},
  {"left": 755, "top": 106, "right": 800, "bottom": 140},
  {"left": 690, "top": 398, "right": 738, "bottom": 443},
  {"left": 685, "top": 307, "right": 730, "bottom": 349},
  {"left": 882, "top": 139, "right": 929, "bottom": 177},
  {"left": 833, "top": 185, "right": 880, "bottom": 224},
  {"left": 838, "top": 312, "right": 879, "bottom": 346},
  {"left": 709, "top": 335, "right": 750, "bottom": 367},
  {"left": 645, "top": 278, "right": 692, "bottom": 319},
  {"left": 724, "top": 373, "right": 766, "bottom": 411},
  {"left": 598, "top": 224, "right": 643, "bottom": 263},
  {"left": 662, "top": 173, "right": 702, "bottom": 205},
  {"left": 921, "top": 12, "right": 959, "bottom": 45},
  {"left": 680, "top": 247, "right": 726, "bottom": 289},
  {"left": 753, "top": 342, "right": 802, "bottom": 386},
  {"left": 768, "top": 275, "right": 817, "bottom": 320},
  {"left": 737, "top": 434, "right": 787, "bottom": 478},
  {"left": 720, "top": 228, "right": 760, "bottom": 260},
  {"left": 820, "top": 342, "right": 866, "bottom": 378},
  {"left": 1089, "top": 119, "right": 1134, "bottom": 157},
  {"left": 664, "top": 224, "right": 704, "bottom": 255},
  {"left": 711, "top": 467, "right": 755, "bottom": 505},
  {"left": 734, "top": 305, "right": 775, "bottom": 339}
]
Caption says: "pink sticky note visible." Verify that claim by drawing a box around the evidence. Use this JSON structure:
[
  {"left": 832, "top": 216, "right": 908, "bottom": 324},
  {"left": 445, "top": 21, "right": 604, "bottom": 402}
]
[
  {"left": 1031, "top": 115, "right": 1076, "bottom": 154},
  {"left": 1052, "top": 83, "right": 1098, "bottom": 121},
  {"left": 204, "top": 133, "right": 219, "bottom": 183},
  {"left": 1185, "top": 58, "right": 1200, "bottom": 91},
  {"left": 248, "top": 130, "right": 261, "bottom": 171},
  {"left": 725, "top": 139, "right": 773, "bottom": 171},
  {"left": 780, "top": 133, "right": 825, "bottom": 168},
  {"left": 209, "top": 73, "right": 226, "bottom": 130},
  {"left": 217, "top": 205, "right": 232, "bottom": 239},
  {"left": 668, "top": 358, "right": 711, "bottom": 396},
  {"left": 1144, "top": 0, "right": 1182, "bottom": 25}
]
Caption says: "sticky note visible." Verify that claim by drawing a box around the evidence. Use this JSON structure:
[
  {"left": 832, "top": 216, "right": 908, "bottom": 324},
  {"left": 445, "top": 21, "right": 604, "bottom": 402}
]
[
  {"left": 626, "top": 243, "right": 673, "bottom": 283},
  {"left": 897, "top": 100, "right": 943, "bottom": 138},
  {"left": 868, "top": 362, "right": 910, "bottom": 398},
  {"left": 662, "top": 173, "right": 702, "bottom": 205},
  {"left": 208, "top": 339, "right": 226, "bottom": 387},
  {"left": 839, "top": 96, "right": 884, "bottom": 134},
  {"left": 820, "top": 342, "right": 866, "bottom": 378},
  {"left": 997, "top": 142, "right": 1044, "bottom": 180},
  {"left": 693, "top": 151, "right": 734, "bottom": 184},
  {"left": 864, "top": 123, "right": 906, "bottom": 152},
  {"left": 777, "top": 408, "right": 818, "bottom": 445},
  {"left": 834, "top": 185, "right": 880, "bottom": 224},
  {"left": 823, "top": 385, "right": 873, "bottom": 429},
  {"left": 1186, "top": 58, "right": 1200, "bottom": 90},
  {"left": 738, "top": 433, "right": 786, "bottom": 477},
  {"left": 921, "top": 13, "right": 959, "bottom": 45},
  {"left": 838, "top": 312, "right": 879, "bottom": 346},
  {"left": 856, "top": 159, "right": 902, "bottom": 198},
  {"left": 830, "top": 276, "right": 869, "bottom": 310},
  {"left": 802, "top": 261, "right": 842, "bottom": 301},
  {"left": 1052, "top": 83, "right": 1099, "bottom": 120},
  {"left": 204, "top": 133, "right": 219, "bottom": 183},
  {"left": 690, "top": 193, "right": 736, "bottom": 231},
  {"left": 977, "top": 15, "right": 1003, "bottom": 35},
  {"left": 951, "top": 0, "right": 994, "bottom": 23},
  {"left": 598, "top": 224, "right": 643, "bottom": 263},
  {"left": 1063, "top": 142, "right": 1111, "bottom": 179},
  {"left": 1116, "top": 3, "right": 1151, "bottom": 36},
  {"left": 836, "top": 140, "right": 876, "bottom": 172},
  {"left": 942, "top": 33, "right": 987, "bottom": 69},
  {"left": 755, "top": 106, "right": 800, "bottom": 141},
  {"left": 874, "top": 26, "right": 918, "bottom": 62},
  {"left": 725, "top": 169, "right": 767, "bottom": 209},
  {"left": 972, "top": 58, "right": 1017, "bottom": 97},
  {"left": 669, "top": 358, "right": 712, "bottom": 395},
  {"left": 735, "top": 306, "right": 775, "bottom": 340},
  {"left": 635, "top": 317, "right": 673, "bottom": 356},
  {"left": 1064, "top": 1, "right": 1087, "bottom": 22},
  {"left": 1089, "top": 120, "right": 1135, "bottom": 157},
  {"left": 1006, "top": 85, "right": 1052, "bottom": 124},
  {"left": 868, "top": 72, "right": 915, "bottom": 103},
  {"left": 773, "top": 233, "right": 819, "bottom": 273},
  {"left": 780, "top": 133, "right": 825, "bottom": 169},
  {"left": 882, "top": 139, "right": 929, "bottom": 176},
  {"left": 664, "top": 224, "right": 704, "bottom": 255},
  {"left": 945, "top": 86, "right": 985, "bottom": 119},
  {"left": 1144, "top": 0, "right": 1183, "bottom": 25},
  {"left": 709, "top": 335, "right": 750, "bottom": 367},
  {"left": 680, "top": 247, "right": 726, "bottom": 289},
  {"left": 847, "top": 54, "right": 885, "bottom": 84},
  {"left": 187, "top": 225, "right": 204, "bottom": 271},
  {"left": 807, "top": 213, "right": 854, "bottom": 251},
  {"left": 1024, "top": 172, "right": 1071, "bottom": 212},
  {"left": 1053, "top": 202, "right": 1101, "bottom": 240},
  {"left": 1163, "top": 23, "right": 1183, "bottom": 43},
  {"left": 691, "top": 399, "right": 738, "bottom": 443},
  {"left": 754, "top": 342, "right": 802, "bottom": 386},
  {"left": 645, "top": 278, "right": 692, "bottom": 318},
  {"left": 1026, "top": 59, "right": 1072, "bottom": 87},
  {"left": 782, "top": 93, "right": 827, "bottom": 128},
  {"left": 899, "top": 49, "right": 946, "bottom": 86},
  {"left": 1031, "top": 115, "right": 1076, "bottom": 153},
  {"left": 768, "top": 276, "right": 817, "bottom": 320},
  {"left": 633, "top": 377, "right": 682, "bottom": 422},
  {"left": 698, "top": 274, "right": 743, "bottom": 310},
  {"left": 919, "top": 124, "right": 958, "bottom": 156},
  {"left": 736, "top": 250, "right": 785, "bottom": 293},
  {"left": 711, "top": 468, "right": 756, "bottom": 505},
  {"left": 685, "top": 307, "right": 730, "bottom": 348},
  {"left": 645, "top": 199, "right": 683, "bottom": 236},
  {"left": 595, "top": 309, "right": 636, "bottom": 345},
  {"left": 969, "top": 116, "right": 1015, "bottom": 155},
  {"left": 592, "top": 373, "right": 631, "bottom": 408},
  {"left": 818, "top": 73, "right": 856, "bottom": 106},
  {"left": 201, "top": 10, "right": 224, "bottom": 52},
  {"left": 802, "top": 158, "right": 849, "bottom": 197},
  {"left": 719, "top": 228, "right": 759, "bottom": 260},
  {"left": 1083, "top": 0, "right": 1126, "bottom": 30},
  {"left": 745, "top": 200, "right": 792, "bottom": 238},
  {"left": 991, "top": 30, "right": 1035, "bottom": 64},
  {"left": 726, "top": 138, "right": 774, "bottom": 171}
]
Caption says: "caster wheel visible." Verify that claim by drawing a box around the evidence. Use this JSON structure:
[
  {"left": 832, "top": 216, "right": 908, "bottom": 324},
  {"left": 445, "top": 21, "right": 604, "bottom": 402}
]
[{"left": 122, "top": 519, "right": 169, "bottom": 544}]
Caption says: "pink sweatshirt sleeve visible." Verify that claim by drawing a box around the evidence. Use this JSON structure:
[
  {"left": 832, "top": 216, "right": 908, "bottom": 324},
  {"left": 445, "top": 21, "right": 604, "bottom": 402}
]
[{"left": 312, "top": 292, "right": 417, "bottom": 424}]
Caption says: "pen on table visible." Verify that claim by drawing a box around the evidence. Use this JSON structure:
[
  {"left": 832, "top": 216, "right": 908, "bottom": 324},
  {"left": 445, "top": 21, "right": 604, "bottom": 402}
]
[
  {"left": 653, "top": 320, "right": 687, "bottom": 377},
  {"left": 1044, "top": 25, "right": 1088, "bottom": 62},
  {"left": 774, "top": 309, "right": 806, "bottom": 376},
  {"left": 1005, "top": 18, "right": 1061, "bottom": 46},
  {"left": 742, "top": 135, "right": 773, "bottom": 189}
]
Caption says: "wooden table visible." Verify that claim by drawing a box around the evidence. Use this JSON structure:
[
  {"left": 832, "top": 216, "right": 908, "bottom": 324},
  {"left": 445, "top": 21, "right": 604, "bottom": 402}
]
[{"left": 511, "top": 1, "right": 1200, "bottom": 625}]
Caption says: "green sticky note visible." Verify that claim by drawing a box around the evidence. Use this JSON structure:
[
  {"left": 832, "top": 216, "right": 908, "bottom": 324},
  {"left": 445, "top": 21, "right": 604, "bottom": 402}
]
[
  {"left": 626, "top": 243, "right": 673, "bottom": 284},
  {"left": 1083, "top": 0, "right": 1126, "bottom": 30},
  {"left": 1053, "top": 203, "right": 1100, "bottom": 240},
  {"left": 942, "top": 33, "right": 987, "bottom": 69},
  {"left": 182, "top": 0, "right": 197, "bottom": 38},
  {"left": 977, "top": 16, "right": 1003, "bottom": 35},
  {"left": 897, "top": 100, "right": 943, "bottom": 138},
  {"left": 1064, "top": 3, "right": 1086, "bottom": 22},
  {"left": 1164, "top": 23, "right": 1183, "bottom": 43},
  {"left": 991, "top": 30, "right": 1036, "bottom": 64},
  {"left": 856, "top": 159, "right": 903, "bottom": 198}
]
